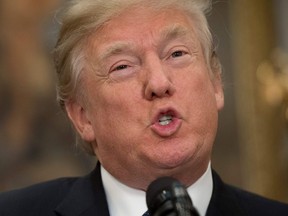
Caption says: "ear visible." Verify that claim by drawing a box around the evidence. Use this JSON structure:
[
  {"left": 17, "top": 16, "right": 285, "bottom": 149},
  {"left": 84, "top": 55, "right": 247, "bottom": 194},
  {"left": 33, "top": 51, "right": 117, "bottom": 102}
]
[
  {"left": 212, "top": 72, "right": 224, "bottom": 111},
  {"left": 65, "top": 100, "right": 95, "bottom": 142}
]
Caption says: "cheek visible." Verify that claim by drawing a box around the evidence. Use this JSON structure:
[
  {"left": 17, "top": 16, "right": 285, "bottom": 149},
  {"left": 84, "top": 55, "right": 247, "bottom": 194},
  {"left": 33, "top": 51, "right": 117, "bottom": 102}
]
[
  {"left": 177, "top": 70, "right": 219, "bottom": 128},
  {"left": 178, "top": 70, "right": 215, "bottom": 103},
  {"left": 87, "top": 84, "right": 143, "bottom": 140}
]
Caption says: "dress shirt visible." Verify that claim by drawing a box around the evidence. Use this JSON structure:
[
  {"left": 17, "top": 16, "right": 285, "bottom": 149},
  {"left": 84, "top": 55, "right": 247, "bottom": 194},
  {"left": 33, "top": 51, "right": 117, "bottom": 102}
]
[{"left": 101, "top": 162, "right": 213, "bottom": 216}]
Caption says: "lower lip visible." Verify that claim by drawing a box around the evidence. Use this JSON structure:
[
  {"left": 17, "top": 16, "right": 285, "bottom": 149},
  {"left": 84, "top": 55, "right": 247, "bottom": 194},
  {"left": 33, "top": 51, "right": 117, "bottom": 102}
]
[{"left": 150, "top": 118, "right": 182, "bottom": 137}]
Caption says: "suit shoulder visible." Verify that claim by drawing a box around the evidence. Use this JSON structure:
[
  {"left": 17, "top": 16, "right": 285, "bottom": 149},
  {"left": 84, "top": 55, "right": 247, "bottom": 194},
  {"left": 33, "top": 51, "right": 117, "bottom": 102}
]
[
  {"left": 0, "top": 177, "right": 78, "bottom": 216},
  {"left": 227, "top": 184, "right": 288, "bottom": 215},
  {"left": 210, "top": 171, "right": 288, "bottom": 216}
]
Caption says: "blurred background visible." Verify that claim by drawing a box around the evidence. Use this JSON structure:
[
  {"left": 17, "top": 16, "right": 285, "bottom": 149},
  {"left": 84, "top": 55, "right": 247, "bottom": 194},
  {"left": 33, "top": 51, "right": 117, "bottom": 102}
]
[{"left": 0, "top": 0, "right": 287, "bottom": 203}]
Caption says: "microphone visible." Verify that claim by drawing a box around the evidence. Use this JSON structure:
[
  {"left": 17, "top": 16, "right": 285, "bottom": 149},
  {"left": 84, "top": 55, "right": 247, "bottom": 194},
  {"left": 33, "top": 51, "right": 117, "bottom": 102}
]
[{"left": 146, "top": 177, "right": 199, "bottom": 216}]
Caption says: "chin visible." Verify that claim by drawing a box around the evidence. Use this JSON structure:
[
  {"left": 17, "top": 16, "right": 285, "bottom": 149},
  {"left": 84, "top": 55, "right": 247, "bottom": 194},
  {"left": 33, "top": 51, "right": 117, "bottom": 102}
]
[{"left": 153, "top": 151, "right": 193, "bottom": 170}]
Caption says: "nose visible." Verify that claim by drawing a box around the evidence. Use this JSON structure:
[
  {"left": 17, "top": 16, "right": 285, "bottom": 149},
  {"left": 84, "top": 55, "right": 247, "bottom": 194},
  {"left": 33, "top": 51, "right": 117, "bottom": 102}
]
[{"left": 143, "top": 55, "right": 176, "bottom": 100}]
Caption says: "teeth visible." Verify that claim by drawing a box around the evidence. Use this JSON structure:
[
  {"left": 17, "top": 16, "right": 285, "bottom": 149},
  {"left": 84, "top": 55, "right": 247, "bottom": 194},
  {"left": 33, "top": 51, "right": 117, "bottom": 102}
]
[{"left": 159, "top": 115, "right": 173, "bottom": 126}]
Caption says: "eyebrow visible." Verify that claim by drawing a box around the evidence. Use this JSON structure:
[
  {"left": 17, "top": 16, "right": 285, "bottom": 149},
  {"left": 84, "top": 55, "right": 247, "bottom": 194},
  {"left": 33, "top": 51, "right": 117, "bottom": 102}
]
[
  {"left": 158, "top": 24, "right": 192, "bottom": 43},
  {"left": 98, "top": 42, "right": 134, "bottom": 63},
  {"left": 98, "top": 24, "right": 192, "bottom": 62}
]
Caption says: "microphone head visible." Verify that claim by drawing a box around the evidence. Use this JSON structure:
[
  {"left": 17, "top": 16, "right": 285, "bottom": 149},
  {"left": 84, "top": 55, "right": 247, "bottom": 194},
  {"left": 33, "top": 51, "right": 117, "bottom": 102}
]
[{"left": 146, "top": 177, "right": 198, "bottom": 216}]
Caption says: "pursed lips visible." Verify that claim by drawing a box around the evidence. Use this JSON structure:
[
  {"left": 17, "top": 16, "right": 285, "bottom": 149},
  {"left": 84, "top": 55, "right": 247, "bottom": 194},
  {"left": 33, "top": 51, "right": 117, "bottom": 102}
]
[
  {"left": 150, "top": 107, "right": 182, "bottom": 137},
  {"left": 151, "top": 107, "right": 181, "bottom": 124}
]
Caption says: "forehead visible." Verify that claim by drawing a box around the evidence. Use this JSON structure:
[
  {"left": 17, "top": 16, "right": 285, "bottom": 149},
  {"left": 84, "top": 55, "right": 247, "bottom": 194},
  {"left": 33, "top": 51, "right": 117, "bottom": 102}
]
[
  {"left": 105, "top": 6, "right": 193, "bottom": 31},
  {"left": 87, "top": 7, "right": 199, "bottom": 52}
]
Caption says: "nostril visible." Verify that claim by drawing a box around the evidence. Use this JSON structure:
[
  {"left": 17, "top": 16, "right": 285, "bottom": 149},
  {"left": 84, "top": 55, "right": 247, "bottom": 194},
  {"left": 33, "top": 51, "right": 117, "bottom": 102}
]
[
  {"left": 144, "top": 75, "right": 175, "bottom": 100},
  {"left": 150, "top": 89, "right": 169, "bottom": 99}
]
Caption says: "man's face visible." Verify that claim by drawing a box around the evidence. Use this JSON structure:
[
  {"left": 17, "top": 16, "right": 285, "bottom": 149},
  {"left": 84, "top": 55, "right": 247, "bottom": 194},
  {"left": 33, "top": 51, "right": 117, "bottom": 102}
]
[{"left": 67, "top": 6, "right": 224, "bottom": 189}]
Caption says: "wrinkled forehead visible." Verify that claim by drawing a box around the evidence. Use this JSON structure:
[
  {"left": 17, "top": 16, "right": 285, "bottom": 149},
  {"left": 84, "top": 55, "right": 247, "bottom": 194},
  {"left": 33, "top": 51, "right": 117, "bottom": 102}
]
[
  {"left": 97, "top": 24, "right": 195, "bottom": 58},
  {"left": 84, "top": 7, "right": 201, "bottom": 63}
]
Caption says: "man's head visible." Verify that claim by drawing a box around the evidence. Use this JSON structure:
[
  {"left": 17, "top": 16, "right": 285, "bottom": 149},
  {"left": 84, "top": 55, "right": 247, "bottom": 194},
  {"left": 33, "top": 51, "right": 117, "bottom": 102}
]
[{"left": 54, "top": 0, "right": 224, "bottom": 190}]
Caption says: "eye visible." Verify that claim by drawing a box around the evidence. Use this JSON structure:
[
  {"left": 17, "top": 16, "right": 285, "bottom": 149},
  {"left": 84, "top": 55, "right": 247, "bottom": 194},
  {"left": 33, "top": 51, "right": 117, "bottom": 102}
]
[
  {"left": 113, "top": 64, "right": 129, "bottom": 71},
  {"left": 165, "top": 47, "right": 192, "bottom": 68},
  {"left": 108, "top": 60, "right": 139, "bottom": 80},
  {"left": 171, "top": 50, "right": 187, "bottom": 58}
]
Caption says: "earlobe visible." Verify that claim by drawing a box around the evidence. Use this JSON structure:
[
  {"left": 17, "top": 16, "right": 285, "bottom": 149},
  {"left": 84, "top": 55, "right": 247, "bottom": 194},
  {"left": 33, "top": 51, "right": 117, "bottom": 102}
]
[
  {"left": 65, "top": 100, "right": 95, "bottom": 142},
  {"left": 216, "top": 89, "right": 224, "bottom": 110},
  {"left": 213, "top": 73, "right": 224, "bottom": 111}
]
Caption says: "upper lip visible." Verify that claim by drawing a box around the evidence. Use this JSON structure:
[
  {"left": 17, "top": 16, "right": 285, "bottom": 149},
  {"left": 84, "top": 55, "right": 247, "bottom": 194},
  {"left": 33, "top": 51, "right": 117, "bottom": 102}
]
[{"left": 151, "top": 106, "right": 181, "bottom": 125}]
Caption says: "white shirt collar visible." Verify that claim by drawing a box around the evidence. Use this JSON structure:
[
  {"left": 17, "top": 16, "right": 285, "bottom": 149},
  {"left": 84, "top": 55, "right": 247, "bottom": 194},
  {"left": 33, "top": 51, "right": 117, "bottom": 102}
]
[
  {"left": 101, "top": 163, "right": 213, "bottom": 216},
  {"left": 186, "top": 162, "right": 213, "bottom": 216}
]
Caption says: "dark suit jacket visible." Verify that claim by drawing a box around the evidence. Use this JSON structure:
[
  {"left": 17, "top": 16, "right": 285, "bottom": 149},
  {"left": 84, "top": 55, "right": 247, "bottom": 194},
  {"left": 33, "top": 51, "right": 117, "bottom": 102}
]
[{"left": 0, "top": 163, "right": 288, "bottom": 216}]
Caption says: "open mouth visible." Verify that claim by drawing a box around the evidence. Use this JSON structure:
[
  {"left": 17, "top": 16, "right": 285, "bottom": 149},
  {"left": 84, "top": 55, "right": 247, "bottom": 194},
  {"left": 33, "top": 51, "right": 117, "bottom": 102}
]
[
  {"left": 157, "top": 110, "right": 177, "bottom": 126},
  {"left": 158, "top": 114, "right": 173, "bottom": 126},
  {"left": 151, "top": 108, "right": 181, "bottom": 136}
]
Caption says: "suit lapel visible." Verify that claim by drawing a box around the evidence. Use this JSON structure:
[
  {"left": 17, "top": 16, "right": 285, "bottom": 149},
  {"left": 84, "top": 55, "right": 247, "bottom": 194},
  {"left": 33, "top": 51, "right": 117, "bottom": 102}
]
[
  {"left": 54, "top": 163, "right": 110, "bottom": 216},
  {"left": 54, "top": 165, "right": 248, "bottom": 216},
  {"left": 206, "top": 171, "right": 246, "bottom": 216}
]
